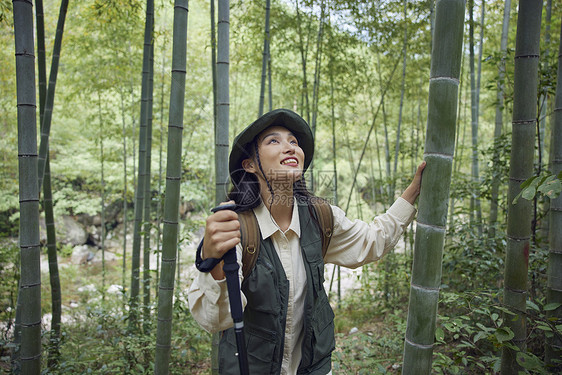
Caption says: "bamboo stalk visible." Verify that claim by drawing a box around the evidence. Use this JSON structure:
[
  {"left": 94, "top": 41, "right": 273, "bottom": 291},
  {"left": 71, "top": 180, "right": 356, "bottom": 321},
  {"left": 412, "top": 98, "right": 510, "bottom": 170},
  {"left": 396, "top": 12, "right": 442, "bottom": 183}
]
[
  {"left": 501, "top": 1, "right": 543, "bottom": 373},
  {"left": 130, "top": 0, "right": 154, "bottom": 331},
  {"left": 36, "top": 0, "right": 69, "bottom": 190},
  {"left": 258, "top": 0, "right": 271, "bottom": 117},
  {"left": 489, "top": 0, "right": 512, "bottom": 238},
  {"left": 13, "top": 1, "right": 41, "bottom": 373},
  {"left": 545, "top": 15, "right": 561, "bottom": 374},
  {"left": 402, "top": 0, "right": 465, "bottom": 372},
  {"left": 143, "top": 40, "right": 155, "bottom": 333},
  {"left": 153, "top": 1, "right": 189, "bottom": 373}
]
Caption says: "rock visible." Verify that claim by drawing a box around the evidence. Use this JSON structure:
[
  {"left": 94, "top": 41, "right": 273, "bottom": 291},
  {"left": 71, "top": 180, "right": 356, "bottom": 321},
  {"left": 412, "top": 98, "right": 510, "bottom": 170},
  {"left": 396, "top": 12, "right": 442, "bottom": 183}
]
[
  {"left": 60, "top": 216, "right": 88, "bottom": 246},
  {"left": 71, "top": 245, "right": 95, "bottom": 265},
  {"left": 349, "top": 327, "right": 359, "bottom": 335},
  {"left": 91, "top": 250, "right": 118, "bottom": 264}
]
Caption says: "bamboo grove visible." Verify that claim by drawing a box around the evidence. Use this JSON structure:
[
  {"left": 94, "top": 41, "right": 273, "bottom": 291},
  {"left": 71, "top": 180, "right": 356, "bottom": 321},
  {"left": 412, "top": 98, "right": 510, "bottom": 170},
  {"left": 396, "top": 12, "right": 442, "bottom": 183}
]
[{"left": 1, "top": 0, "right": 561, "bottom": 373}]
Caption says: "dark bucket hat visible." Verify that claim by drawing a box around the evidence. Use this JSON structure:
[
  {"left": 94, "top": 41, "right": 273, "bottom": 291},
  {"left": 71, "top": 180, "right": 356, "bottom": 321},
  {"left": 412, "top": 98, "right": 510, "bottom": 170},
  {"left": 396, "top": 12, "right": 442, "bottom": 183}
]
[{"left": 229, "top": 109, "right": 314, "bottom": 181}]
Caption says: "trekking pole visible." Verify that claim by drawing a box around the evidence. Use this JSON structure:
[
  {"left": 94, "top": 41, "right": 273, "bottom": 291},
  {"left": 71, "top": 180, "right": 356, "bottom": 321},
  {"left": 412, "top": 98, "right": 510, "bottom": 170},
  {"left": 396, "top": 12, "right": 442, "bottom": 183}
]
[{"left": 211, "top": 204, "right": 250, "bottom": 375}]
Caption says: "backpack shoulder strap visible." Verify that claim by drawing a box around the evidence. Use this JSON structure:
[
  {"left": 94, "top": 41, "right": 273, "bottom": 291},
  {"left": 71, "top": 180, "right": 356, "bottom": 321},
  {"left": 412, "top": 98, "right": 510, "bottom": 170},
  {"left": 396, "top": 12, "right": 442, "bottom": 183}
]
[
  {"left": 311, "top": 199, "right": 334, "bottom": 259},
  {"left": 238, "top": 210, "right": 260, "bottom": 279}
]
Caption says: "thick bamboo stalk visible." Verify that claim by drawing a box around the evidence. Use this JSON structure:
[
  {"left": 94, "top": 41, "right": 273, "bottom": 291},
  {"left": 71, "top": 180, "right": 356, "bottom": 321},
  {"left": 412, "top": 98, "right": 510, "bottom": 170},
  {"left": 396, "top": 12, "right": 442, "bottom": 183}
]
[
  {"left": 501, "top": 1, "right": 543, "bottom": 373},
  {"left": 36, "top": 0, "right": 69, "bottom": 190},
  {"left": 154, "top": 1, "right": 189, "bottom": 373},
  {"left": 402, "top": 0, "right": 464, "bottom": 373},
  {"left": 13, "top": 1, "right": 41, "bottom": 373},
  {"left": 258, "top": 0, "right": 271, "bottom": 117},
  {"left": 545, "top": 19, "right": 562, "bottom": 373},
  {"left": 130, "top": 0, "right": 154, "bottom": 330},
  {"left": 210, "top": 0, "right": 217, "bottom": 133}
]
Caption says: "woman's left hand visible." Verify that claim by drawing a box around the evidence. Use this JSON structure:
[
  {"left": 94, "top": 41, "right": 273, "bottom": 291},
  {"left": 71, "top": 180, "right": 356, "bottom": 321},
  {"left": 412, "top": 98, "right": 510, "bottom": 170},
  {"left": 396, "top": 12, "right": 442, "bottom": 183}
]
[{"left": 401, "top": 161, "right": 426, "bottom": 205}]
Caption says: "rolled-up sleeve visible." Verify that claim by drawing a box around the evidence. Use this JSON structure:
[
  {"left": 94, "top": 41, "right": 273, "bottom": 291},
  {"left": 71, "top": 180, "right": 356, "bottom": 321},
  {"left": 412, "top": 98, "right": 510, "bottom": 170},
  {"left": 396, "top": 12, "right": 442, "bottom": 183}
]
[
  {"left": 187, "top": 244, "right": 247, "bottom": 333},
  {"left": 324, "top": 197, "right": 416, "bottom": 268}
]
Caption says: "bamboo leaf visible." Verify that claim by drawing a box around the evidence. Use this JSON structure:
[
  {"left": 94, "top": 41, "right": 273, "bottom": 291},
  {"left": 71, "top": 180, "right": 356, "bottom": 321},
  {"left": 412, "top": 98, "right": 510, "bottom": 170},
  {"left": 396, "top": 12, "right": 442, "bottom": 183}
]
[
  {"left": 516, "top": 352, "right": 544, "bottom": 371},
  {"left": 519, "top": 175, "right": 538, "bottom": 190},
  {"left": 543, "top": 302, "right": 562, "bottom": 311},
  {"left": 526, "top": 300, "right": 539, "bottom": 312},
  {"left": 521, "top": 185, "right": 537, "bottom": 201},
  {"left": 494, "top": 327, "right": 514, "bottom": 342},
  {"left": 435, "top": 327, "right": 444, "bottom": 342},
  {"left": 538, "top": 177, "right": 561, "bottom": 198}
]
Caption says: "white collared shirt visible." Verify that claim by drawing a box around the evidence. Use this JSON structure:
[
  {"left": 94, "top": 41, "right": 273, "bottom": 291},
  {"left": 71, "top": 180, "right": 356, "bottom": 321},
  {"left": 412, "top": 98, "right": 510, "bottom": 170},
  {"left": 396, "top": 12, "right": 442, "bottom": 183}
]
[{"left": 187, "top": 197, "right": 416, "bottom": 374}]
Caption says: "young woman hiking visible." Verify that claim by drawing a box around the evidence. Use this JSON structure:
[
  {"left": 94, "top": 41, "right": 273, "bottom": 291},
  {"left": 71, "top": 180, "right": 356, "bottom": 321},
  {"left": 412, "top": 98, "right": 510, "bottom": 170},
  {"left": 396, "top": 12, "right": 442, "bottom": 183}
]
[{"left": 188, "top": 108, "right": 425, "bottom": 375}]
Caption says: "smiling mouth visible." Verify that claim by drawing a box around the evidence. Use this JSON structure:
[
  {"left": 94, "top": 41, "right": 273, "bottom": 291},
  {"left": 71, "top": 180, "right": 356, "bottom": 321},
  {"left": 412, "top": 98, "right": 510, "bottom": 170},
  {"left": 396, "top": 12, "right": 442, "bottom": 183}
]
[{"left": 281, "top": 158, "right": 298, "bottom": 165}]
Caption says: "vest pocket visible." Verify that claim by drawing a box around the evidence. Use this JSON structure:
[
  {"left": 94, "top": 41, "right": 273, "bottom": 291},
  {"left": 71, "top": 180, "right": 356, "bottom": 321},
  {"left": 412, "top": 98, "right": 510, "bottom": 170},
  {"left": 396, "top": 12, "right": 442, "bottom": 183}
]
[
  {"left": 301, "top": 239, "right": 325, "bottom": 294},
  {"left": 311, "top": 296, "right": 336, "bottom": 364},
  {"left": 220, "top": 323, "right": 278, "bottom": 374},
  {"left": 244, "top": 261, "right": 281, "bottom": 315}
]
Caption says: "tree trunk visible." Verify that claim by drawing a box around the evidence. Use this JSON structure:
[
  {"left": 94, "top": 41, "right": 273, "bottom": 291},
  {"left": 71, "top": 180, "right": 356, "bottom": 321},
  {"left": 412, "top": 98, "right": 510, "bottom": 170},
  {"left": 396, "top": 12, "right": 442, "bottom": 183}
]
[
  {"left": 258, "top": 0, "right": 271, "bottom": 117},
  {"left": 130, "top": 0, "right": 154, "bottom": 331},
  {"left": 13, "top": 1, "right": 41, "bottom": 373},
  {"left": 36, "top": 0, "right": 69, "bottom": 190},
  {"left": 402, "top": 0, "right": 465, "bottom": 372},
  {"left": 489, "top": 0, "right": 512, "bottom": 238},
  {"left": 545, "top": 20, "right": 562, "bottom": 372},
  {"left": 153, "top": 1, "right": 189, "bottom": 373},
  {"left": 500, "top": 1, "right": 543, "bottom": 373}
]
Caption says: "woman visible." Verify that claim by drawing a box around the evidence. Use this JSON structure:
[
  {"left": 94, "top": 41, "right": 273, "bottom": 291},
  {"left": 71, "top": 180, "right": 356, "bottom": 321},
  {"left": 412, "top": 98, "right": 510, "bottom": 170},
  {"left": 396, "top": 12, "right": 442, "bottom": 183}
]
[{"left": 188, "top": 109, "right": 425, "bottom": 375}]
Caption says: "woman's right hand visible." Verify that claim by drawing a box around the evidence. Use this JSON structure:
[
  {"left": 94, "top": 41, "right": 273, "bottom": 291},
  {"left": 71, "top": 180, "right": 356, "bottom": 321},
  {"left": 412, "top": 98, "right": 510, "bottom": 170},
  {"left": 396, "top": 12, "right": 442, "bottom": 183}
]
[{"left": 202, "top": 201, "right": 241, "bottom": 261}]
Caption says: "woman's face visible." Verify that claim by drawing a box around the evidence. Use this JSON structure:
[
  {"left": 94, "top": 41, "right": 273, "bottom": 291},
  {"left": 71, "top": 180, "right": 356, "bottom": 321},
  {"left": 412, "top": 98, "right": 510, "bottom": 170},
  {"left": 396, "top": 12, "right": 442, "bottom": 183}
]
[{"left": 243, "top": 126, "right": 305, "bottom": 187}]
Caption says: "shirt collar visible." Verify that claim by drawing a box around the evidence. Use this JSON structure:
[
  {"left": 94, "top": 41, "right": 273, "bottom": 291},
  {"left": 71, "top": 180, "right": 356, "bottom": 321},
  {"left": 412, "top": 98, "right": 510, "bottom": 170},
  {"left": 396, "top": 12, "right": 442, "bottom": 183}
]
[{"left": 253, "top": 201, "right": 301, "bottom": 239}]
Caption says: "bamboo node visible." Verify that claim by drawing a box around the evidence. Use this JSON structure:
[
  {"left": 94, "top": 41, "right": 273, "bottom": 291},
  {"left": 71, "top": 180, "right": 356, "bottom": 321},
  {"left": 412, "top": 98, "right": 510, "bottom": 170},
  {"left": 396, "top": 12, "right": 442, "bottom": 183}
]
[
  {"left": 411, "top": 283, "right": 440, "bottom": 292},
  {"left": 404, "top": 337, "right": 434, "bottom": 350},
  {"left": 417, "top": 222, "right": 446, "bottom": 232}
]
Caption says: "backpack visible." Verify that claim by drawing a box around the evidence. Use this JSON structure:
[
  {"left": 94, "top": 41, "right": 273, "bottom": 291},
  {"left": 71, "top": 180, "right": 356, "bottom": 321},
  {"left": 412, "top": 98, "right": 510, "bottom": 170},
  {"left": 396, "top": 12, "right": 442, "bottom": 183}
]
[{"left": 238, "top": 200, "right": 334, "bottom": 279}]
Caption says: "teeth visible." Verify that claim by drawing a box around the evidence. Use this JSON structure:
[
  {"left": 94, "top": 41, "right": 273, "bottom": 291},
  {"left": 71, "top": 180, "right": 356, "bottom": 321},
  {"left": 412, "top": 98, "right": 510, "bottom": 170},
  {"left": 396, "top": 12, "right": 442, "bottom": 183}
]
[{"left": 281, "top": 159, "right": 297, "bottom": 165}]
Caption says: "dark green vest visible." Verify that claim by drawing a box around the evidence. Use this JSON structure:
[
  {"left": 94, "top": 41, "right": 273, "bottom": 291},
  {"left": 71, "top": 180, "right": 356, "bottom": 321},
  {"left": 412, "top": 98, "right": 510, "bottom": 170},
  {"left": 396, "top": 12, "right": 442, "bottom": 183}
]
[{"left": 218, "top": 202, "right": 335, "bottom": 374}]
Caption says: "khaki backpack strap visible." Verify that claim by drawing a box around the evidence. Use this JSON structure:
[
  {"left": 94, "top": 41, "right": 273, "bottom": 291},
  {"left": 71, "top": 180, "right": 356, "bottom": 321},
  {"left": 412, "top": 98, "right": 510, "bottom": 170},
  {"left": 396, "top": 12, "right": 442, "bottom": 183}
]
[
  {"left": 312, "top": 199, "right": 334, "bottom": 259},
  {"left": 238, "top": 210, "right": 260, "bottom": 279}
]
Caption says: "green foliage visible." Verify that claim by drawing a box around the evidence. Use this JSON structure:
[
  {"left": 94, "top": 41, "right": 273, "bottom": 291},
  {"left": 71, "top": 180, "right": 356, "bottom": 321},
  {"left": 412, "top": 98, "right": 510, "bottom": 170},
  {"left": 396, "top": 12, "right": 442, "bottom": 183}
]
[{"left": 513, "top": 171, "right": 562, "bottom": 204}]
